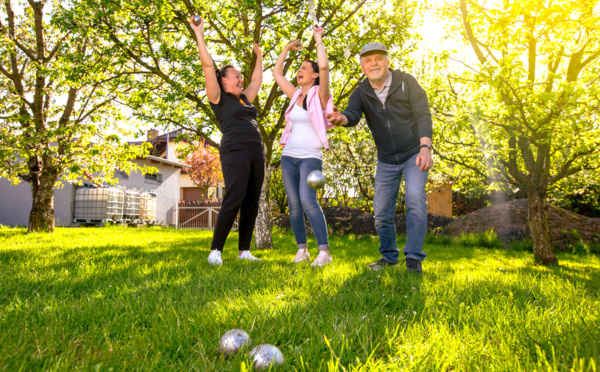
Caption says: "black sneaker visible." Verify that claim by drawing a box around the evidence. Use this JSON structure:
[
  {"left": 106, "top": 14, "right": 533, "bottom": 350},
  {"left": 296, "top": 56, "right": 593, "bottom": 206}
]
[
  {"left": 367, "top": 258, "right": 397, "bottom": 270},
  {"left": 405, "top": 258, "right": 423, "bottom": 273}
]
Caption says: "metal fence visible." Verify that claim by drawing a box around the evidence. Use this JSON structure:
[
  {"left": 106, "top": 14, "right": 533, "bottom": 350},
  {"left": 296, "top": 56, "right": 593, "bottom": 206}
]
[{"left": 175, "top": 200, "right": 238, "bottom": 230}]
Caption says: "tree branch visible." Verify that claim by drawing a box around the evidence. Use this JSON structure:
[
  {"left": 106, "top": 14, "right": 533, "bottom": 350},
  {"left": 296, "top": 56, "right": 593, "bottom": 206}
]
[
  {"left": 459, "top": 0, "right": 487, "bottom": 64},
  {"left": 547, "top": 148, "right": 599, "bottom": 185},
  {"left": 507, "top": 136, "right": 535, "bottom": 188}
]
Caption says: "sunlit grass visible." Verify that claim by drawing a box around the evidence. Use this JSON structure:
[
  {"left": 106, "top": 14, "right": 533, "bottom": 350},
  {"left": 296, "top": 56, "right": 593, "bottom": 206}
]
[{"left": 0, "top": 225, "right": 598, "bottom": 371}]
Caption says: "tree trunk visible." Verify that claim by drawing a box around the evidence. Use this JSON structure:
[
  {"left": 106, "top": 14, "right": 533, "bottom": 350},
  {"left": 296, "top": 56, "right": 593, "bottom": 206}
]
[
  {"left": 27, "top": 160, "right": 59, "bottom": 232},
  {"left": 254, "top": 161, "right": 273, "bottom": 249},
  {"left": 527, "top": 190, "right": 558, "bottom": 266}
]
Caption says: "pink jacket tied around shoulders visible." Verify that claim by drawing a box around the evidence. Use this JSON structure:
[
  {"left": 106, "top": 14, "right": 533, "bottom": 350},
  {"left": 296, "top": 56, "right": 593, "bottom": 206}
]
[{"left": 279, "top": 85, "right": 335, "bottom": 151}]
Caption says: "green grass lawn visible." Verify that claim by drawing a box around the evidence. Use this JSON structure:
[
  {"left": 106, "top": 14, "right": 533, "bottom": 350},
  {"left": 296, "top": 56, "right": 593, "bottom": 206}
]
[{"left": 0, "top": 226, "right": 598, "bottom": 371}]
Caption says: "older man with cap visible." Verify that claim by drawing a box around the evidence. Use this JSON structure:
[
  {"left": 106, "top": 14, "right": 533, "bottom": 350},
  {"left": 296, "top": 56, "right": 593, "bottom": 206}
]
[{"left": 327, "top": 42, "right": 433, "bottom": 273}]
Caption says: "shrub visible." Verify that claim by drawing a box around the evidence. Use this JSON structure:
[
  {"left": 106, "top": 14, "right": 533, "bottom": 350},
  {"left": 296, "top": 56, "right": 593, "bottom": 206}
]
[
  {"left": 457, "top": 229, "right": 502, "bottom": 249},
  {"left": 424, "top": 232, "right": 453, "bottom": 246},
  {"left": 510, "top": 239, "right": 533, "bottom": 252},
  {"left": 570, "top": 242, "right": 591, "bottom": 256}
]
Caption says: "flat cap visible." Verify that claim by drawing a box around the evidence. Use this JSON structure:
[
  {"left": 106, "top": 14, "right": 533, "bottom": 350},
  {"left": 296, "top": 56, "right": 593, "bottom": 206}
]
[{"left": 359, "top": 42, "right": 388, "bottom": 56}]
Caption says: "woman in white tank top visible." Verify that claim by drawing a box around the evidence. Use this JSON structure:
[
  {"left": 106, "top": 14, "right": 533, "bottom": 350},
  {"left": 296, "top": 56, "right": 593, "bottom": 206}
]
[{"left": 273, "top": 27, "right": 333, "bottom": 267}]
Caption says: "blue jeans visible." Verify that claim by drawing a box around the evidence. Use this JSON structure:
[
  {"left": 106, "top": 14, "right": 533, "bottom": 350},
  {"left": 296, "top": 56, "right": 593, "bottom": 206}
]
[
  {"left": 281, "top": 156, "right": 329, "bottom": 250},
  {"left": 373, "top": 153, "right": 428, "bottom": 263}
]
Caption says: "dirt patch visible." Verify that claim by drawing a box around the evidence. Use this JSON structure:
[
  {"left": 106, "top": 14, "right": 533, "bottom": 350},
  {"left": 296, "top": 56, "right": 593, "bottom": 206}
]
[
  {"left": 273, "top": 206, "right": 454, "bottom": 236},
  {"left": 443, "top": 199, "right": 600, "bottom": 249},
  {"left": 272, "top": 201, "right": 600, "bottom": 250}
]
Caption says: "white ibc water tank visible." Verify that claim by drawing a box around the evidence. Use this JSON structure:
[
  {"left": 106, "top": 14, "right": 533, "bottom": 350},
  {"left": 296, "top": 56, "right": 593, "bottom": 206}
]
[
  {"left": 124, "top": 188, "right": 142, "bottom": 222},
  {"left": 73, "top": 185, "right": 125, "bottom": 223},
  {"left": 140, "top": 191, "right": 157, "bottom": 224}
]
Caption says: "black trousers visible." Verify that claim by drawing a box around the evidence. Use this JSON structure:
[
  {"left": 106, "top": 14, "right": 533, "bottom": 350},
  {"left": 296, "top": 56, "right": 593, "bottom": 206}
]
[{"left": 211, "top": 142, "right": 265, "bottom": 251}]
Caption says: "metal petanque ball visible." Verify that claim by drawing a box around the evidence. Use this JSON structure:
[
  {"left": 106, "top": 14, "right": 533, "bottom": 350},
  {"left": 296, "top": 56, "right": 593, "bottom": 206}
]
[
  {"left": 192, "top": 15, "right": 202, "bottom": 25},
  {"left": 249, "top": 344, "right": 285, "bottom": 370},
  {"left": 306, "top": 170, "right": 326, "bottom": 190},
  {"left": 218, "top": 329, "right": 251, "bottom": 356}
]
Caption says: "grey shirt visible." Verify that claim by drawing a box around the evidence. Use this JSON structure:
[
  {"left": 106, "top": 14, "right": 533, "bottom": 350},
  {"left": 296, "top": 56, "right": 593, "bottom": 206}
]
[{"left": 370, "top": 71, "right": 393, "bottom": 105}]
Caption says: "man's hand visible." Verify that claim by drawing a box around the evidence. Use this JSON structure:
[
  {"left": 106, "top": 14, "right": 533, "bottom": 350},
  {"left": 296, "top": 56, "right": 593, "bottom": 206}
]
[
  {"left": 415, "top": 147, "right": 433, "bottom": 171},
  {"left": 326, "top": 106, "right": 347, "bottom": 126}
]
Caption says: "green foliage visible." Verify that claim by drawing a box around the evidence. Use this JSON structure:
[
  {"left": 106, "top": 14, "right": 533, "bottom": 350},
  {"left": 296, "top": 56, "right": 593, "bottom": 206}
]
[
  {"left": 323, "top": 122, "right": 377, "bottom": 212},
  {"left": 0, "top": 227, "right": 599, "bottom": 370},
  {"left": 0, "top": 1, "right": 149, "bottom": 191},
  {"left": 428, "top": 0, "right": 600, "bottom": 264},
  {"left": 269, "top": 166, "right": 288, "bottom": 215},
  {"left": 71, "top": 0, "right": 418, "bottom": 160},
  {"left": 549, "top": 180, "right": 600, "bottom": 218},
  {"left": 429, "top": 0, "right": 600, "bottom": 193}
]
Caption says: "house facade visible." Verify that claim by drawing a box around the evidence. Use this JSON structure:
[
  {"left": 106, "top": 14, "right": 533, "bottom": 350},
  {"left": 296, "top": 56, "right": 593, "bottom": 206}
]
[{"left": 130, "top": 129, "right": 224, "bottom": 201}]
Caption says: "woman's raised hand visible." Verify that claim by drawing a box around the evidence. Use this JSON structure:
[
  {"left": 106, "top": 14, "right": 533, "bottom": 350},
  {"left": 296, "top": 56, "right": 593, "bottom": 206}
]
[
  {"left": 253, "top": 44, "right": 262, "bottom": 58},
  {"left": 189, "top": 16, "right": 204, "bottom": 32},
  {"left": 313, "top": 27, "right": 324, "bottom": 42},
  {"left": 286, "top": 40, "right": 302, "bottom": 51}
]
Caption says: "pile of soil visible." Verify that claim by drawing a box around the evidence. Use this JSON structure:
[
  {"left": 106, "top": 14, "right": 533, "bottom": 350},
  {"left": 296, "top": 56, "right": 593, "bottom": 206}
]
[
  {"left": 273, "top": 201, "right": 600, "bottom": 250},
  {"left": 273, "top": 206, "right": 454, "bottom": 236},
  {"left": 443, "top": 199, "right": 600, "bottom": 249}
]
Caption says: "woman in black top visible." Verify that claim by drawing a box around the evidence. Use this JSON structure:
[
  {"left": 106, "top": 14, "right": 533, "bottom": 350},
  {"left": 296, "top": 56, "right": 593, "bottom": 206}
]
[{"left": 190, "top": 16, "right": 264, "bottom": 265}]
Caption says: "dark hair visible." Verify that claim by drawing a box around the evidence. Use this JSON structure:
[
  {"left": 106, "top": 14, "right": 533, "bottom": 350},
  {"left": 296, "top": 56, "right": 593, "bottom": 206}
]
[
  {"left": 304, "top": 60, "right": 320, "bottom": 87},
  {"left": 215, "top": 65, "right": 244, "bottom": 102},
  {"left": 302, "top": 60, "right": 320, "bottom": 110}
]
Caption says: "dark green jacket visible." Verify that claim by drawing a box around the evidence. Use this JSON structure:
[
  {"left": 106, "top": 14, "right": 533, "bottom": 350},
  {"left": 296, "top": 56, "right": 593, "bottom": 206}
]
[{"left": 343, "top": 69, "right": 433, "bottom": 165}]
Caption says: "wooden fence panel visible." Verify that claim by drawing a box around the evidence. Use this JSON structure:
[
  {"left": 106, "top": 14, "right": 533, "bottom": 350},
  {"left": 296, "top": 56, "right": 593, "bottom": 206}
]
[
  {"left": 427, "top": 183, "right": 453, "bottom": 217},
  {"left": 176, "top": 200, "right": 238, "bottom": 230}
]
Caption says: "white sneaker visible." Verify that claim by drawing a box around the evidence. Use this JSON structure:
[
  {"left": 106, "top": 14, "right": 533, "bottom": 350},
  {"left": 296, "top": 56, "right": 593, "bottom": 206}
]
[
  {"left": 208, "top": 250, "right": 223, "bottom": 266},
  {"left": 292, "top": 249, "right": 310, "bottom": 263},
  {"left": 238, "top": 251, "right": 260, "bottom": 261},
  {"left": 311, "top": 251, "right": 332, "bottom": 267}
]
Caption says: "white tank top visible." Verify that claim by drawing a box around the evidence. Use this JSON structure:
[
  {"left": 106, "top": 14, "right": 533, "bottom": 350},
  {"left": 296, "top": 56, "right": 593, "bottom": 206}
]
[{"left": 282, "top": 104, "right": 323, "bottom": 160}]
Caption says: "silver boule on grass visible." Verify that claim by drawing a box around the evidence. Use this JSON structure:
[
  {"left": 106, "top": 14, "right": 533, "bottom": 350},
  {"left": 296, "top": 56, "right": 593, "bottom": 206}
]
[
  {"left": 306, "top": 170, "right": 326, "bottom": 190},
  {"left": 192, "top": 15, "right": 202, "bottom": 25},
  {"left": 249, "top": 344, "right": 285, "bottom": 370},
  {"left": 218, "top": 329, "right": 251, "bottom": 356}
]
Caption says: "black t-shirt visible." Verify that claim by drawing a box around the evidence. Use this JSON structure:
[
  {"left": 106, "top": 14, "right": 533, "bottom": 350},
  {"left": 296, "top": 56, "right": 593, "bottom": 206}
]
[{"left": 210, "top": 91, "right": 262, "bottom": 151}]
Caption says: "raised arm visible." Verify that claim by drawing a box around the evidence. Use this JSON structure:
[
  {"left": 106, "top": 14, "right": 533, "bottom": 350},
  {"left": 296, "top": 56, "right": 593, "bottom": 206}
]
[
  {"left": 313, "top": 27, "right": 330, "bottom": 108},
  {"left": 273, "top": 40, "right": 302, "bottom": 99},
  {"left": 190, "top": 16, "right": 220, "bottom": 105},
  {"left": 242, "top": 44, "right": 262, "bottom": 103}
]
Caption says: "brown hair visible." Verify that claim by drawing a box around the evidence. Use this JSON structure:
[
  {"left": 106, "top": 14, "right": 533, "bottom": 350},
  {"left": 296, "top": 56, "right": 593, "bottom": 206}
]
[
  {"left": 215, "top": 65, "right": 244, "bottom": 101},
  {"left": 301, "top": 60, "right": 320, "bottom": 110},
  {"left": 304, "top": 60, "right": 320, "bottom": 86}
]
